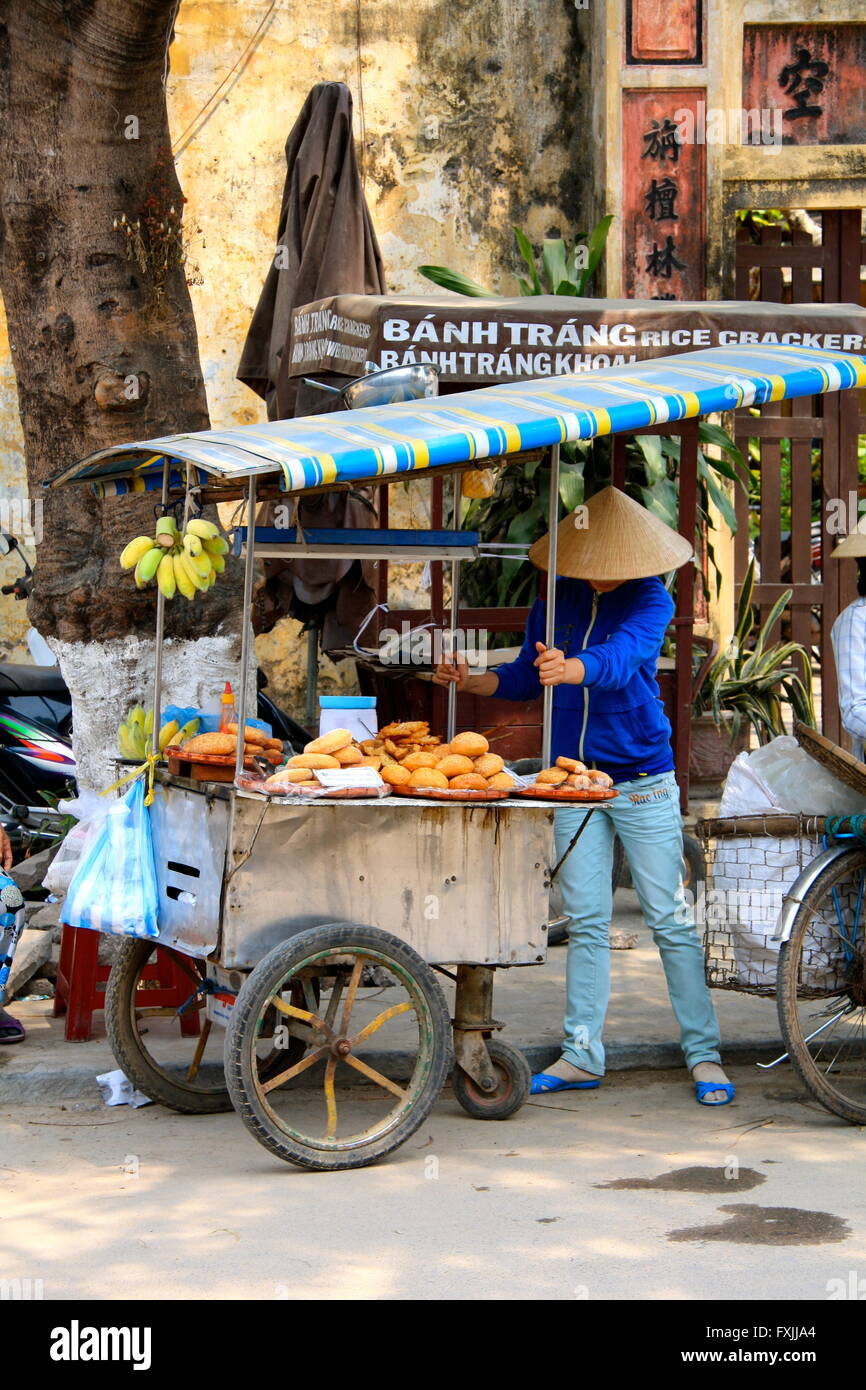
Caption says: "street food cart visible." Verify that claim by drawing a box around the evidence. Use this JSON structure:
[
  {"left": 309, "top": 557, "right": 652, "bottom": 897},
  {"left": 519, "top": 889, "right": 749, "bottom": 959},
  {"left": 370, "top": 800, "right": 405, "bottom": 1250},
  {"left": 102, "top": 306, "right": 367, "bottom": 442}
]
[{"left": 47, "top": 343, "right": 866, "bottom": 1170}]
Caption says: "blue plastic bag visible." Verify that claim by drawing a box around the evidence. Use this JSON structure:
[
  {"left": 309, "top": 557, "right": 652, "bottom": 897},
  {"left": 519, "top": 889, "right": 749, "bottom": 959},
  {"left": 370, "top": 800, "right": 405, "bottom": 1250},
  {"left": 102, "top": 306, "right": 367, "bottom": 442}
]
[
  {"left": 162, "top": 704, "right": 272, "bottom": 738},
  {"left": 63, "top": 778, "right": 159, "bottom": 938},
  {"left": 0, "top": 874, "right": 26, "bottom": 1006}
]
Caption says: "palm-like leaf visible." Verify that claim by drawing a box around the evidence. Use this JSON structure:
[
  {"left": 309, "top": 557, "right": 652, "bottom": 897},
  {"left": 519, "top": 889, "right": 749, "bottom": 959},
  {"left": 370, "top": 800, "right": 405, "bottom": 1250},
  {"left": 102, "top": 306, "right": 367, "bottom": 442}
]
[
  {"left": 577, "top": 215, "right": 614, "bottom": 294},
  {"left": 417, "top": 265, "right": 496, "bottom": 298},
  {"left": 541, "top": 238, "right": 568, "bottom": 295},
  {"left": 514, "top": 228, "right": 542, "bottom": 294}
]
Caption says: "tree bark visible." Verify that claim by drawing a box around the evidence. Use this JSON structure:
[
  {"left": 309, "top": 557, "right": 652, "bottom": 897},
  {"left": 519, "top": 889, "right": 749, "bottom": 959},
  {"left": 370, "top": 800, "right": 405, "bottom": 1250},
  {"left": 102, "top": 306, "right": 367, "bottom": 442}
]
[{"left": 0, "top": 0, "right": 241, "bottom": 642}]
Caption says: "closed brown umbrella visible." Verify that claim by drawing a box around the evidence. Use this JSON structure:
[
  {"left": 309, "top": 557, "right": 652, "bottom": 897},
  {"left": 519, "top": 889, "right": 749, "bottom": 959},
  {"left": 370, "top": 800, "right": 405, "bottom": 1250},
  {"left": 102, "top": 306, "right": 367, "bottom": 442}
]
[
  {"left": 238, "top": 80, "right": 386, "bottom": 420},
  {"left": 238, "top": 82, "right": 387, "bottom": 690}
]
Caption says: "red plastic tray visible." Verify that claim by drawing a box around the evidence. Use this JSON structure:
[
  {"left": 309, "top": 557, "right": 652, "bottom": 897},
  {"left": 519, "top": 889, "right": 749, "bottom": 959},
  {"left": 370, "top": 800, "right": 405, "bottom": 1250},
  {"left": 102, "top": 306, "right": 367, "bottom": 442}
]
[
  {"left": 390, "top": 785, "right": 511, "bottom": 802},
  {"left": 517, "top": 785, "right": 618, "bottom": 802}
]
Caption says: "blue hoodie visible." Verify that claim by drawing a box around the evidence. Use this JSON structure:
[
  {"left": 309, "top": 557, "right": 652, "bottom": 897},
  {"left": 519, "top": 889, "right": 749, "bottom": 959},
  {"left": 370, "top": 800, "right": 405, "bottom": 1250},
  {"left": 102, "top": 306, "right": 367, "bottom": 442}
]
[{"left": 494, "top": 575, "right": 675, "bottom": 782}]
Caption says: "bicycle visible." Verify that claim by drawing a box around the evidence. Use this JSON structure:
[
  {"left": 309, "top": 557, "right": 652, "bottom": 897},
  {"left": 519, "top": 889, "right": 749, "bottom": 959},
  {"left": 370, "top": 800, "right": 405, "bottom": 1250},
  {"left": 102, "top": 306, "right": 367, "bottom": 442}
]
[{"left": 775, "top": 819, "right": 866, "bottom": 1125}]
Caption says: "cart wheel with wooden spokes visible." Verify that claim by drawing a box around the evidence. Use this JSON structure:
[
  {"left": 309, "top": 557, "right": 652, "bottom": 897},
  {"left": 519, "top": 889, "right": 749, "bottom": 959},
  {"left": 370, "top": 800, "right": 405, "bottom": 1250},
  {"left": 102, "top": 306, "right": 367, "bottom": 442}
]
[
  {"left": 105, "top": 938, "right": 309, "bottom": 1115},
  {"left": 225, "top": 922, "right": 452, "bottom": 1171}
]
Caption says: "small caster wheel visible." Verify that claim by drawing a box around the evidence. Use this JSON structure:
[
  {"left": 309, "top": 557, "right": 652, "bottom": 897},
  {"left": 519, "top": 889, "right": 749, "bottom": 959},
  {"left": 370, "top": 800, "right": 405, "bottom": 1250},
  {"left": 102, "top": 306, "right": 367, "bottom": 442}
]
[{"left": 452, "top": 1038, "right": 531, "bottom": 1120}]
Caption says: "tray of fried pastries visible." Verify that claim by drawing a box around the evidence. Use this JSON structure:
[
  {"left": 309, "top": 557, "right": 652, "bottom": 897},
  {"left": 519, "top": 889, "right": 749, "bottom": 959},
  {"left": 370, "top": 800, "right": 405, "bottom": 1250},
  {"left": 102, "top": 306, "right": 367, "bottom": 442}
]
[
  {"left": 245, "top": 726, "right": 390, "bottom": 798},
  {"left": 517, "top": 757, "right": 618, "bottom": 801},
  {"left": 369, "top": 725, "right": 517, "bottom": 800},
  {"left": 166, "top": 726, "right": 284, "bottom": 783}
]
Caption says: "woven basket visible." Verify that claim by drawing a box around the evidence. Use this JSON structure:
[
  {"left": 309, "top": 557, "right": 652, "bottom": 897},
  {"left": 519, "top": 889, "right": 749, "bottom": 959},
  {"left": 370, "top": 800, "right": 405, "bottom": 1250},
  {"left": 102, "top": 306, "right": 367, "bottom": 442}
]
[{"left": 697, "top": 813, "right": 829, "bottom": 996}]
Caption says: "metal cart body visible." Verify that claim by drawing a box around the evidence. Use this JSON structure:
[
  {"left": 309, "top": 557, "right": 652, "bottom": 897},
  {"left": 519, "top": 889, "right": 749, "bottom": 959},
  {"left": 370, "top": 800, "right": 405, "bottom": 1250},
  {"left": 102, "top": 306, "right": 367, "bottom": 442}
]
[{"left": 149, "top": 773, "right": 552, "bottom": 969}]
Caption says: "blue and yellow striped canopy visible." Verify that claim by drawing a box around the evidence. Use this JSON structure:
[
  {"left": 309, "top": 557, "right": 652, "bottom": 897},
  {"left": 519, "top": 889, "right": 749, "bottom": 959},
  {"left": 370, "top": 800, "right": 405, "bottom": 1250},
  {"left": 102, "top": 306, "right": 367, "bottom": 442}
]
[{"left": 47, "top": 345, "right": 866, "bottom": 497}]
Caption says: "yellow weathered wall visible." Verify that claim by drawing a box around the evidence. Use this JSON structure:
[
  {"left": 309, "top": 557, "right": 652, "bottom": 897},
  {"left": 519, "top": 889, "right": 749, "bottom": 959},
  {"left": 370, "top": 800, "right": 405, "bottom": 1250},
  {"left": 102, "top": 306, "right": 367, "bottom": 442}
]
[
  {"left": 0, "top": 0, "right": 590, "bottom": 712},
  {"left": 0, "top": 302, "right": 33, "bottom": 661}
]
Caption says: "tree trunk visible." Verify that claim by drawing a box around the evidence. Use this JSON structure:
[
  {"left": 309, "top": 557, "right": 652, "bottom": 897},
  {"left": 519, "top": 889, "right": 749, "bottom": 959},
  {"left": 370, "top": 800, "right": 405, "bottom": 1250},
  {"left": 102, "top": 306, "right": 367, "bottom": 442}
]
[{"left": 0, "top": 0, "right": 245, "bottom": 787}]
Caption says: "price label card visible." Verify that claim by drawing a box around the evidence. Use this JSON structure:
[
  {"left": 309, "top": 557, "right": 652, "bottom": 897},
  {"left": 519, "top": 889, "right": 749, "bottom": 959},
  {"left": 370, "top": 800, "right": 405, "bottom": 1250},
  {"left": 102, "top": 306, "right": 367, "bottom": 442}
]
[{"left": 315, "top": 767, "right": 385, "bottom": 790}]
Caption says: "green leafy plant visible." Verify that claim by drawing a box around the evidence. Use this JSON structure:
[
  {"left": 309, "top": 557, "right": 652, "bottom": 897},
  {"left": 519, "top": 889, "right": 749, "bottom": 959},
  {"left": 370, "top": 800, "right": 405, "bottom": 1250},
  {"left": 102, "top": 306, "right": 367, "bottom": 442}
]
[
  {"left": 419, "top": 217, "right": 614, "bottom": 299},
  {"left": 693, "top": 558, "right": 815, "bottom": 743}
]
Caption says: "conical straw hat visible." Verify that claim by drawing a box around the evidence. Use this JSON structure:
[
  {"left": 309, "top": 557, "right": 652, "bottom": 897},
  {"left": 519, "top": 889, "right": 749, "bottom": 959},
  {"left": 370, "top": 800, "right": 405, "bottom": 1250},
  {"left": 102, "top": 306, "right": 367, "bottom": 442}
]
[
  {"left": 528, "top": 486, "right": 693, "bottom": 581},
  {"left": 831, "top": 516, "right": 866, "bottom": 558}
]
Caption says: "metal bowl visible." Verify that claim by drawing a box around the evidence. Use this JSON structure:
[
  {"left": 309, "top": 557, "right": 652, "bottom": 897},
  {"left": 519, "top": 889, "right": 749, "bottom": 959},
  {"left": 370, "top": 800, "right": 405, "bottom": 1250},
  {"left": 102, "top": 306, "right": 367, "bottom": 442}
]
[{"left": 342, "top": 363, "right": 439, "bottom": 409}]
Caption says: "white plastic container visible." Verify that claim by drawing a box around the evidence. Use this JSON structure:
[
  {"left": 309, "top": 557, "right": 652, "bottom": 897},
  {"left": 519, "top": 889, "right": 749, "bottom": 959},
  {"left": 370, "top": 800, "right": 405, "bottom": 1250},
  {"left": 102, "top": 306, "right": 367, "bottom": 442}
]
[{"left": 318, "top": 695, "right": 377, "bottom": 743}]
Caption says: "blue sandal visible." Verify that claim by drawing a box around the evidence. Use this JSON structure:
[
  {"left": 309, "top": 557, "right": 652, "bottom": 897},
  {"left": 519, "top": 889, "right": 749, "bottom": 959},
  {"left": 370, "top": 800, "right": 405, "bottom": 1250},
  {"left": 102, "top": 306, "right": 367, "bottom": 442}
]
[
  {"left": 0, "top": 1009, "right": 25, "bottom": 1045},
  {"left": 695, "top": 1080, "right": 735, "bottom": 1106},
  {"left": 531, "top": 1072, "right": 602, "bottom": 1095}
]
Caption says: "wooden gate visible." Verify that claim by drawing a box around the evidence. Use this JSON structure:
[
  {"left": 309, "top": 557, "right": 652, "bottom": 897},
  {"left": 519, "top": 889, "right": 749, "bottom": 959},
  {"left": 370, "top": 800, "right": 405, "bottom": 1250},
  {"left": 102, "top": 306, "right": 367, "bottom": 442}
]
[{"left": 732, "top": 210, "right": 866, "bottom": 743}]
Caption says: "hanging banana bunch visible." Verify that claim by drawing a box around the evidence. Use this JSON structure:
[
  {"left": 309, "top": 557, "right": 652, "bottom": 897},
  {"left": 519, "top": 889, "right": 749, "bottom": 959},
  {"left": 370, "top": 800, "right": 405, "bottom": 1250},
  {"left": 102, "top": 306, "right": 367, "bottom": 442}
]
[
  {"left": 119, "top": 516, "right": 230, "bottom": 600},
  {"left": 116, "top": 703, "right": 201, "bottom": 760}
]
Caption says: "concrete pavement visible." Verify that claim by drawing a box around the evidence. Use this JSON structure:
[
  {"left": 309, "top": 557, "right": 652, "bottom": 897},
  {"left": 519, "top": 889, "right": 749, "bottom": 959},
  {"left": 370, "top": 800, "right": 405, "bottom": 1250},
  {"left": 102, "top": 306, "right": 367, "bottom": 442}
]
[{"left": 2, "top": 1064, "right": 864, "bottom": 1300}]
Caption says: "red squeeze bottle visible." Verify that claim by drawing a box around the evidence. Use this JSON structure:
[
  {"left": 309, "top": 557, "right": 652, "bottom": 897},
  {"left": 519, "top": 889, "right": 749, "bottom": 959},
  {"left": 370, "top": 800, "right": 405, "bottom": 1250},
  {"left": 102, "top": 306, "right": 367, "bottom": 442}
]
[{"left": 220, "top": 681, "right": 235, "bottom": 733}]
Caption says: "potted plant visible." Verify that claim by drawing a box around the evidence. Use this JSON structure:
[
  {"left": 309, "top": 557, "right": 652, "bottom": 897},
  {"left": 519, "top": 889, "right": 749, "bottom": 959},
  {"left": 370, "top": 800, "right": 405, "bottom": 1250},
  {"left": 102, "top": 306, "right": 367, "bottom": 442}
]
[{"left": 690, "top": 558, "right": 816, "bottom": 784}]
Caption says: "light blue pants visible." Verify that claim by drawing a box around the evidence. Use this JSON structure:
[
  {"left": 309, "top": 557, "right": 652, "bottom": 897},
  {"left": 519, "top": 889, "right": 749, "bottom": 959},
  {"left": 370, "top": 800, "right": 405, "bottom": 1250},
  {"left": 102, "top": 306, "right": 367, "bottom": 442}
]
[{"left": 553, "top": 770, "right": 721, "bottom": 1077}]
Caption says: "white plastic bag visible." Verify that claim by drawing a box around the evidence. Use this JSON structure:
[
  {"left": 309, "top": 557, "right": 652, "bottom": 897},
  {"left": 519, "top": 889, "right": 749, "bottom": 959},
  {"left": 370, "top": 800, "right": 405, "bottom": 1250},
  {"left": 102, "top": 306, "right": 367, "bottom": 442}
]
[
  {"left": 95, "top": 1069, "right": 152, "bottom": 1108},
  {"left": 719, "top": 735, "right": 865, "bottom": 817},
  {"left": 62, "top": 778, "right": 159, "bottom": 938},
  {"left": 42, "top": 795, "right": 112, "bottom": 898},
  {"left": 718, "top": 750, "right": 777, "bottom": 816},
  {"left": 753, "top": 736, "right": 864, "bottom": 815}
]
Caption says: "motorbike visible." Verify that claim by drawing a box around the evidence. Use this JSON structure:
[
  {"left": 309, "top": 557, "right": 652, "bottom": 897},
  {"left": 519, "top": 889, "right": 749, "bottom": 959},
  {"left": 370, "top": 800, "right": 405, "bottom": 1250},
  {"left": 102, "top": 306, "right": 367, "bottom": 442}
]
[
  {"left": 0, "top": 532, "right": 312, "bottom": 855},
  {"left": 0, "top": 533, "right": 75, "bottom": 853}
]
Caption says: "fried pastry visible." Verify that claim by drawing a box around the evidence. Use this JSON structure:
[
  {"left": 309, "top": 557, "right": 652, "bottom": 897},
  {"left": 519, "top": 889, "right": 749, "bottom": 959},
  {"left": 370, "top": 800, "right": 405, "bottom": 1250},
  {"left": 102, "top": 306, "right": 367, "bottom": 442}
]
[
  {"left": 556, "top": 756, "right": 587, "bottom": 773},
  {"left": 474, "top": 753, "right": 505, "bottom": 777},
  {"left": 436, "top": 754, "right": 475, "bottom": 777},
  {"left": 228, "top": 722, "right": 269, "bottom": 747},
  {"left": 304, "top": 728, "right": 353, "bottom": 755},
  {"left": 536, "top": 766, "right": 569, "bottom": 785},
  {"left": 407, "top": 767, "right": 449, "bottom": 789},
  {"left": 184, "top": 732, "right": 236, "bottom": 757},
  {"left": 586, "top": 769, "right": 613, "bottom": 787},
  {"left": 265, "top": 766, "right": 314, "bottom": 787},
  {"left": 287, "top": 752, "right": 341, "bottom": 770},
  {"left": 381, "top": 763, "right": 412, "bottom": 786},
  {"left": 402, "top": 751, "right": 440, "bottom": 772},
  {"left": 448, "top": 773, "right": 488, "bottom": 790},
  {"left": 450, "top": 731, "right": 489, "bottom": 757}
]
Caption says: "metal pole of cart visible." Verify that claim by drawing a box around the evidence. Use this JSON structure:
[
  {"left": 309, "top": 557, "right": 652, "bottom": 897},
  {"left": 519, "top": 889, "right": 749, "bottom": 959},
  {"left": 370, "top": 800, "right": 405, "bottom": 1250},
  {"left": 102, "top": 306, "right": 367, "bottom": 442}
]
[
  {"left": 541, "top": 443, "right": 560, "bottom": 769},
  {"left": 150, "top": 457, "right": 170, "bottom": 755},
  {"left": 446, "top": 471, "right": 460, "bottom": 742},
  {"left": 235, "top": 475, "right": 258, "bottom": 778}
]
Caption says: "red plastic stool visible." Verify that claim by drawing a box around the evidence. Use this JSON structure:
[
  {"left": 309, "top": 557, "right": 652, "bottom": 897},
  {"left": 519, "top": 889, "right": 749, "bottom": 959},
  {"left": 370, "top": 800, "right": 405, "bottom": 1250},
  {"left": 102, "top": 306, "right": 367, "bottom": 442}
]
[{"left": 54, "top": 924, "right": 202, "bottom": 1043}]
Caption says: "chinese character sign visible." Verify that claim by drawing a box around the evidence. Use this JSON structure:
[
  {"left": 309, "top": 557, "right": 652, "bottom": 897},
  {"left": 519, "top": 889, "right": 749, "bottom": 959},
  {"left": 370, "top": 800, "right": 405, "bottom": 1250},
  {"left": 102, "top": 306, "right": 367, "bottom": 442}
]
[
  {"left": 743, "top": 25, "right": 866, "bottom": 145},
  {"left": 623, "top": 90, "right": 706, "bottom": 301}
]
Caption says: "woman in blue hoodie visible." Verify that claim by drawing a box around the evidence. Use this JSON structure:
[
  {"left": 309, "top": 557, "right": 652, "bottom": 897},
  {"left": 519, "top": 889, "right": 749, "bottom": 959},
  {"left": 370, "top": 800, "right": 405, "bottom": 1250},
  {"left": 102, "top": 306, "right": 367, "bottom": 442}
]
[{"left": 434, "top": 487, "right": 733, "bottom": 1105}]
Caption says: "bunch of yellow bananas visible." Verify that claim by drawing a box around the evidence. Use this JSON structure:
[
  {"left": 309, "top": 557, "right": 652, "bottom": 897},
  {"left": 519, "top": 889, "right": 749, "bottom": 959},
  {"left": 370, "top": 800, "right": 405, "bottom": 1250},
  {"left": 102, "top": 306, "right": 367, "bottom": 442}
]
[
  {"left": 119, "top": 517, "right": 230, "bottom": 600},
  {"left": 116, "top": 705, "right": 201, "bottom": 760}
]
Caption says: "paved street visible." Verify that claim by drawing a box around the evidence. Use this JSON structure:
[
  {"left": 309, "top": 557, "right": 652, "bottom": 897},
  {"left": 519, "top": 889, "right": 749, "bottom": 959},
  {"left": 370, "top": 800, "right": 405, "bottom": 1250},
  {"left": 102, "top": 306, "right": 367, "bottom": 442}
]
[{"left": 3, "top": 1063, "right": 865, "bottom": 1302}]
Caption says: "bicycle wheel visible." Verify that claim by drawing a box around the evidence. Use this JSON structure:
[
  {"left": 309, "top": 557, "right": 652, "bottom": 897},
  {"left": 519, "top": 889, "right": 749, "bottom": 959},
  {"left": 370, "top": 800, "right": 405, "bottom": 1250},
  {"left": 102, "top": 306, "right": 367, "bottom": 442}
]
[
  {"left": 776, "top": 846, "right": 866, "bottom": 1124},
  {"left": 105, "top": 939, "right": 310, "bottom": 1114}
]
